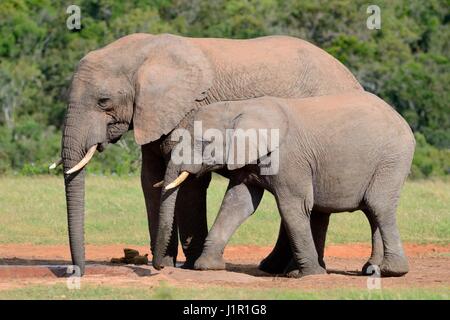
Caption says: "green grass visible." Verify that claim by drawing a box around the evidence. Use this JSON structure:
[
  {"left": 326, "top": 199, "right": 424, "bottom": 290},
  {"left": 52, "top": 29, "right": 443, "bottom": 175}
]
[
  {"left": 0, "top": 175, "right": 449, "bottom": 246},
  {"left": 0, "top": 282, "right": 448, "bottom": 300}
]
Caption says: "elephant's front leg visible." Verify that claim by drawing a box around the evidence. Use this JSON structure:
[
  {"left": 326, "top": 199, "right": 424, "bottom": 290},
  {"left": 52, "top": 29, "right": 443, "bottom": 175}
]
[
  {"left": 141, "top": 143, "right": 178, "bottom": 266},
  {"left": 194, "top": 181, "right": 264, "bottom": 270},
  {"left": 176, "top": 172, "right": 211, "bottom": 269}
]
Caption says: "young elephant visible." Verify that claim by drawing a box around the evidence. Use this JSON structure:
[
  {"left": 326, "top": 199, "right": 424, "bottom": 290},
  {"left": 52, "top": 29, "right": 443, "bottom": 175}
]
[{"left": 153, "top": 92, "right": 415, "bottom": 277}]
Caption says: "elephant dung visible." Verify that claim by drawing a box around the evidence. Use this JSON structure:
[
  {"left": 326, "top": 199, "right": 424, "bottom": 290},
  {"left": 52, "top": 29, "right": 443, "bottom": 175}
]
[
  {"left": 132, "top": 254, "right": 149, "bottom": 265},
  {"left": 123, "top": 248, "right": 140, "bottom": 260},
  {"left": 110, "top": 249, "right": 149, "bottom": 265},
  {"left": 110, "top": 257, "right": 126, "bottom": 264}
]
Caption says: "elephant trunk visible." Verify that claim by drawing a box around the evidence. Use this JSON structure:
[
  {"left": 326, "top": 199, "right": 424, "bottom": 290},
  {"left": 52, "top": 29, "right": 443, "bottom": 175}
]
[
  {"left": 152, "top": 162, "right": 180, "bottom": 270},
  {"left": 62, "top": 110, "right": 88, "bottom": 276},
  {"left": 64, "top": 169, "right": 86, "bottom": 275}
]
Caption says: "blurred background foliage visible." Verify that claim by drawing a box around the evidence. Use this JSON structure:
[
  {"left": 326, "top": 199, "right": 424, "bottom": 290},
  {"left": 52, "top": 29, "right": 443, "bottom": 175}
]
[{"left": 0, "top": 0, "right": 448, "bottom": 178}]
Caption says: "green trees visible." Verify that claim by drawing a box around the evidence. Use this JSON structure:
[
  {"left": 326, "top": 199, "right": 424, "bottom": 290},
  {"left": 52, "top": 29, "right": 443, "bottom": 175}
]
[{"left": 0, "top": 0, "right": 448, "bottom": 177}]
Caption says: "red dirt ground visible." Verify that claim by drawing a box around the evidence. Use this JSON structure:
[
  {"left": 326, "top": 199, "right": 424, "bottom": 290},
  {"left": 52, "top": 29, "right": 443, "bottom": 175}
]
[{"left": 0, "top": 243, "right": 449, "bottom": 291}]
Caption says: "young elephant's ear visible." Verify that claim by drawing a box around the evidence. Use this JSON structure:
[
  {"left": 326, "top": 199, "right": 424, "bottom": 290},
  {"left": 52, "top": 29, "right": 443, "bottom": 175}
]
[
  {"left": 225, "top": 99, "right": 288, "bottom": 171},
  {"left": 133, "top": 35, "right": 214, "bottom": 145}
]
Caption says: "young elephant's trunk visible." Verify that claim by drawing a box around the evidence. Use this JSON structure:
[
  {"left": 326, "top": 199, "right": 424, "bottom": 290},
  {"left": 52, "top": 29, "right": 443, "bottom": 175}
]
[{"left": 152, "top": 162, "right": 181, "bottom": 270}]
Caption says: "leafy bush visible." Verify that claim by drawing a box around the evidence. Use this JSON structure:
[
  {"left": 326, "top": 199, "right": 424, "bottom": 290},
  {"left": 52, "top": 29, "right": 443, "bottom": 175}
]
[
  {"left": 411, "top": 133, "right": 450, "bottom": 179},
  {"left": 0, "top": 119, "right": 61, "bottom": 175},
  {"left": 0, "top": 0, "right": 448, "bottom": 177}
]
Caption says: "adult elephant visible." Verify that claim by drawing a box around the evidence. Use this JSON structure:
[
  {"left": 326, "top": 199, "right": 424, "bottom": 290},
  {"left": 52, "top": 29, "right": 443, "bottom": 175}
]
[{"left": 60, "top": 33, "right": 373, "bottom": 275}]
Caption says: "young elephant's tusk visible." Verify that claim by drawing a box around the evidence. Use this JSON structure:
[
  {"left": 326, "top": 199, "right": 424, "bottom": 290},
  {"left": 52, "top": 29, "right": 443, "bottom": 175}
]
[
  {"left": 49, "top": 158, "right": 63, "bottom": 170},
  {"left": 65, "top": 145, "right": 98, "bottom": 174},
  {"left": 165, "top": 171, "right": 189, "bottom": 190},
  {"left": 153, "top": 180, "right": 164, "bottom": 188}
]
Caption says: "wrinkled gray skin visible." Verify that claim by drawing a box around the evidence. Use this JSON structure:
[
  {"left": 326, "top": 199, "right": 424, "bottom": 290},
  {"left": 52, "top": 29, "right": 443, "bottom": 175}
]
[
  {"left": 154, "top": 92, "right": 415, "bottom": 277},
  {"left": 61, "top": 33, "right": 367, "bottom": 275}
]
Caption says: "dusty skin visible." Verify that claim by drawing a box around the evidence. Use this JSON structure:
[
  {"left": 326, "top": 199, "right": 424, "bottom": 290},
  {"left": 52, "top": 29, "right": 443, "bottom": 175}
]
[{"left": 0, "top": 243, "right": 448, "bottom": 291}]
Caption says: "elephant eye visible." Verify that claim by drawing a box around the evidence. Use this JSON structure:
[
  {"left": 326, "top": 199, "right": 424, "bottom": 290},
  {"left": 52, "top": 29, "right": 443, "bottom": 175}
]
[{"left": 98, "top": 98, "right": 112, "bottom": 110}]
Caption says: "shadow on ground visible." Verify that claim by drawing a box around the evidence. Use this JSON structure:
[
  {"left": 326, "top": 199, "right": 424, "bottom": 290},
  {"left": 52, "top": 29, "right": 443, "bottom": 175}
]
[{"left": 0, "top": 258, "right": 153, "bottom": 278}]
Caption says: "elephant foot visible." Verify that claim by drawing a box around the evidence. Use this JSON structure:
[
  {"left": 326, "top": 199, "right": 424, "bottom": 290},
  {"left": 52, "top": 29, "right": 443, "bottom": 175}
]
[
  {"left": 194, "top": 254, "right": 226, "bottom": 270},
  {"left": 318, "top": 258, "right": 326, "bottom": 269},
  {"left": 180, "top": 260, "right": 195, "bottom": 269},
  {"left": 181, "top": 253, "right": 207, "bottom": 269},
  {"left": 380, "top": 254, "right": 409, "bottom": 277},
  {"left": 259, "top": 258, "right": 285, "bottom": 274},
  {"left": 259, "top": 253, "right": 291, "bottom": 274},
  {"left": 283, "top": 258, "right": 326, "bottom": 278},
  {"left": 152, "top": 255, "right": 176, "bottom": 269},
  {"left": 286, "top": 266, "right": 327, "bottom": 278},
  {"left": 180, "top": 253, "right": 203, "bottom": 269},
  {"left": 361, "top": 256, "right": 383, "bottom": 275}
]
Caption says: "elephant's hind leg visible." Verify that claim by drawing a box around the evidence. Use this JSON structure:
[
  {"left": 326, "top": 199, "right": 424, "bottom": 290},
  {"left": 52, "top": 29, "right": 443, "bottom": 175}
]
[
  {"left": 276, "top": 184, "right": 326, "bottom": 278},
  {"left": 259, "top": 211, "right": 329, "bottom": 274},
  {"left": 364, "top": 169, "right": 409, "bottom": 277}
]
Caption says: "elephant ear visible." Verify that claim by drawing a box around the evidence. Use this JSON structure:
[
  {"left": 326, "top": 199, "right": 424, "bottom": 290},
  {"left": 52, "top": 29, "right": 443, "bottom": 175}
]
[
  {"left": 134, "top": 35, "right": 214, "bottom": 145},
  {"left": 225, "top": 99, "right": 288, "bottom": 172}
]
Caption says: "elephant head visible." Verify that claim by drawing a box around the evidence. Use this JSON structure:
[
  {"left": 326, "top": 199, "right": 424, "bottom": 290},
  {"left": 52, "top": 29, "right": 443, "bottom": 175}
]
[
  {"left": 61, "top": 34, "right": 213, "bottom": 274},
  {"left": 153, "top": 98, "right": 288, "bottom": 269}
]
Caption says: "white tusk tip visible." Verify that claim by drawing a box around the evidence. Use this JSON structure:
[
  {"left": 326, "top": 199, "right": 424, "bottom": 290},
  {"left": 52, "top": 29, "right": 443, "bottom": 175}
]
[
  {"left": 49, "top": 158, "right": 62, "bottom": 170},
  {"left": 164, "top": 171, "right": 189, "bottom": 190}
]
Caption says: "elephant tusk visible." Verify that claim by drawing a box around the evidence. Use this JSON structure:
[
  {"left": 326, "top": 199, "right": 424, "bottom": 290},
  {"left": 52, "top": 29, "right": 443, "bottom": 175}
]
[
  {"left": 65, "top": 145, "right": 98, "bottom": 174},
  {"left": 49, "top": 158, "right": 62, "bottom": 170},
  {"left": 165, "top": 171, "right": 189, "bottom": 190},
  {"left": 153, "top": 180, "right": 164, "bottom": 188}
]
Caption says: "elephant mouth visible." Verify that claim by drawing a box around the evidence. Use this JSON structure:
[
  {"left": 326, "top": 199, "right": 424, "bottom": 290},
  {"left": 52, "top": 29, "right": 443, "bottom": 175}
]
[
  {"left": 109, "top": 135, "right": 121, "bottom": 144},
  {"left": 51, "top": 122, "right": 129, "bottom": 172},
  {"left": 90, "top": 121, "right": 129, "bottom": 154},
  {"left": 97, "top": 142, "right": 107, "bottom": 152},
  {"left": 98, "top": 132, "right": 121, "bottom": 152},
  {"left": 107, "top": 121, "right": 130, "bottom": 143}
]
